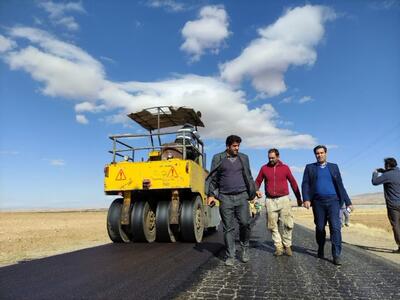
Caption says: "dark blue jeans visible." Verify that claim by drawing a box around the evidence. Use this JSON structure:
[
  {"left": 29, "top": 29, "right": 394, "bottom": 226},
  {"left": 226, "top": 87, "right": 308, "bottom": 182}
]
[
  {"left": 312, "top": 198, "right": 342, "bottom": 258},
  {"left": 219, "top": 191, "right": 250, "bottom": 258}
]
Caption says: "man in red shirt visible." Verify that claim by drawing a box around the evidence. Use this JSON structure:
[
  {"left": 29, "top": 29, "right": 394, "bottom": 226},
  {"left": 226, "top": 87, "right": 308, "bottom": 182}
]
[{"left": 255, "top": 148, "right": 302, "bottom": 256}]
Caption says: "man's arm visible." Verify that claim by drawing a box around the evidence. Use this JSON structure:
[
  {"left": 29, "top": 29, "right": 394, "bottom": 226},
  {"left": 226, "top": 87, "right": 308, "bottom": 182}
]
[
  {"left": 241, "top": 154, "right": 256, "bottom": 199},
  {"left": 334, "top": 164, "right": 352, "bottom": 207},
  {"left": 255, "top": 167, "right": 264, "bottom": 189},
  {"left": 301, "top": 165, "right": 311, "bottom": 209},
  {"left": 255, "top": 167, "right": 265, "bottom": 198},
  {"left": 286, "top": 166, "right": 302, "bottom": 205},
  {"left": 205, "top": 155, "right": 219, "bottom": 198},
  {"left": 372, "top": 170, "right": 389, "bottom": 186}
]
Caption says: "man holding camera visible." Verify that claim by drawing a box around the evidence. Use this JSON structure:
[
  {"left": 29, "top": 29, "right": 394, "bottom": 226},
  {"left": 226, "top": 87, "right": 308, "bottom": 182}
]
[{"left": 372, "top": 157, "right": 400, "bottom": 253}]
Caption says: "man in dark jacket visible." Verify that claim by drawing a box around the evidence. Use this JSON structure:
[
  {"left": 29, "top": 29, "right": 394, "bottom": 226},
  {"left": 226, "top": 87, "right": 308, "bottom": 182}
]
[
  {"left": 205, "top": 135, "right": 256, "bottom": 266},
  {"left": 255, "top": 148, "right": 302, "bottom": 257},
  {"left": 372, "top": 157, "right": 400, "bottom": 253},
  {"left": 302, "top": 145, "right": 352, "bottom": 265}
]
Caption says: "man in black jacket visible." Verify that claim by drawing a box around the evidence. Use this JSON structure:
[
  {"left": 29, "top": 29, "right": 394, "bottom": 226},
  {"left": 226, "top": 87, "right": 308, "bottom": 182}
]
[
  {"left": 372, "top": 157, "right": 400, "bottom": 253},
  {"left": 205, "top": 135, "right": 256, "bottom": 266}
]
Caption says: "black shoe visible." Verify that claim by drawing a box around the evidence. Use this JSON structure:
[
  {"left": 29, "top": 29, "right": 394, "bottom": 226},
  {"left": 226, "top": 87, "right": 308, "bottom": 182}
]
[
  {"left": 317, "top": 248, "right": 324, "bottom": 259},
  {"left": 333, "top": 256, "right": 342, "bottom": 266}
]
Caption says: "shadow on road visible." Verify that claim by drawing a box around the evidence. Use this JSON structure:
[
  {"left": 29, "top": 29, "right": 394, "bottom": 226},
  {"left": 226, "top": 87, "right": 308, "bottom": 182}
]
[
  {"left": 193, "top": 242, "right": 224, "bottom": 258},
  {"left": 250, "top": 239, "right": 316, "bottom": 258},
  {"left": 348, "top": 243, "right": 397, "bottom": 253}
]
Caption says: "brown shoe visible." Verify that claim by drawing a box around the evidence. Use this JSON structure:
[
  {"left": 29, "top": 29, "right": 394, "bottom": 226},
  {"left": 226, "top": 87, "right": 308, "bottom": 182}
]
[
  {"left": 274, "top": 247, "right": 284, "bottom": 256},
  {"left": 285, "top": 246, "right": 293, "bottom": 256}
]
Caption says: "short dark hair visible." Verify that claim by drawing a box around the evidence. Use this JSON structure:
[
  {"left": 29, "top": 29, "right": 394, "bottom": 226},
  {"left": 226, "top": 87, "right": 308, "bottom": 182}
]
[
  {"left": 384, "top": 157, "right": 397, "bottom": 169},
  {"left": 313, "top": 145, "right": 327, "bottom": 154},
  {"left": 268, "top": 148, "right": 279, "bottom": 156},
  {"left": 226, "top": 135, "right": 242, "bottom": 146}
]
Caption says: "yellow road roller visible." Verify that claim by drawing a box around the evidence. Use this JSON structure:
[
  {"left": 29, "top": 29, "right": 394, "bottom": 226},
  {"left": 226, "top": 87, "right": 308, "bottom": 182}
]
[{"left": 104, "top": 106, "right": 220, "bottom": 243}]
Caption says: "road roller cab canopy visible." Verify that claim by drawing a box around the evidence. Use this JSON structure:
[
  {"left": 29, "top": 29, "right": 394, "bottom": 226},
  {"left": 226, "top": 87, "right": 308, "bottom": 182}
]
[
  {"left": 108, "top": 106, "right": 206, "bottom": 166},
  {"left": 127, "top": 106, "right": 204, "bottom": 131}
]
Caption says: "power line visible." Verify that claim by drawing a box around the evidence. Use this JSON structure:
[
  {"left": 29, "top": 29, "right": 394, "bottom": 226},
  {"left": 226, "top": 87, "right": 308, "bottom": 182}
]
[{"left": 342, "top": 122, "right": 400, "bottom": 169}]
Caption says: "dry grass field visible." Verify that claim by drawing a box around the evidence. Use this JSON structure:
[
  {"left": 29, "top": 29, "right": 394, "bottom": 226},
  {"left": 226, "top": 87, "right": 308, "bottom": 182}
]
[
  {"left": 0, "top": 211, "right": 110, "bottom": 266},
  {"left": 0, "top": 207, "right": 399, "bottom": 267},
  {"left": 292, "top": 206, "right": 393, "bottom": 232}
]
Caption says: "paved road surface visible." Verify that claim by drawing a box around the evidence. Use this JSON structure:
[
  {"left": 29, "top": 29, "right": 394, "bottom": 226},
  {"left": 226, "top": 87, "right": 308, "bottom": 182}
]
[
  {"left": 0, "top": 230, "right": 224, "bottom": 300},
  {"left": 176, "top": 212, "right": 400, "bottom": 299},
  {"left": 1, "top": 213, "right": 399, "bottom": 299}
]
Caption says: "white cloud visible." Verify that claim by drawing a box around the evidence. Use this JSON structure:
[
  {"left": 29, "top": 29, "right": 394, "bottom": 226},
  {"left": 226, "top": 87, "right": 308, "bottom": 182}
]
[
  {"left": 2, "top": 26, "right": 317, "bottom": 149},
  {"left": 181, "top": 5, "right": 230, "bottom": 62},
  {"left": 99, "top": 56, "right": 116, "bottom": 64},
  {"left": 33, "top": 16, "right": 43, "bottom": 25},
  {"left": 280, "top": 96, "right": 292, "bottom": 104},
  {"left": 135, "top": 20, "right": 143, "bottom": 28},
  {"left": 220, "top": 5, "right": 336, "bottom": 97},
  {"left": 0, "top": 35, "right": 17, "bottom": 53},
  {"left": 369, "top": 0, "right": 400, "bottom": 10},
  {"left": 299, "top": 96, "right": 313, "bottom": 104},
  {"left": 146, "top": 0, "right": 186, "bottom": 12},
  {"left": 76, "top": 114, "right": 89, "bottom": 124},
  {"left": 290, "top": 165, "right": 305, "bottom": 173},
  {"left": 110, "top": 75, "right": 316, "bottom": 148},
  {"left": 0, "top": 150, "right": 19, "bottom": 155},
  {"left": 6, "top": 27, "right": 105, "bottom": 100},
  {"left": 38, "top": 1, "right": 85, "bottom": 31},
  {"left": 57, "top": 16, "right": 79, "bottom": 31},
  {"left": 50, "top": 159, "right": 66, "bottom": 166},
  {"left": 75, "top": 102, "right": 106, "bottom": 113}
]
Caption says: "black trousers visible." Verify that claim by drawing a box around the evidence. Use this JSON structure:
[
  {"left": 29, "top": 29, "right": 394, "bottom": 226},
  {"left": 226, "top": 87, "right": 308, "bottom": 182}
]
[
  {"left": 312, "top": 199, "right": 342, "bottom": 258},
  {"left": 219, "top": 191, "right": 250, "bottom": 258},
  {"left": 387, "top": 206, "right": 400, "bottom": 246}
]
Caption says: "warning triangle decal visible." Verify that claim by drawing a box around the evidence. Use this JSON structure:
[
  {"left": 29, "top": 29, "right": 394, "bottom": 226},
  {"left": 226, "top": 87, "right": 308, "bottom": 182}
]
[{"left": 116, "top": 169, "right": 127, "bottom": 181}]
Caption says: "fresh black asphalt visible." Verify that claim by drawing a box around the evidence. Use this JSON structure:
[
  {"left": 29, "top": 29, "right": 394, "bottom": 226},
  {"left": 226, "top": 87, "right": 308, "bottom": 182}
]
[{"left": 0, "top": 230, "right": 224, "bottom": 300}]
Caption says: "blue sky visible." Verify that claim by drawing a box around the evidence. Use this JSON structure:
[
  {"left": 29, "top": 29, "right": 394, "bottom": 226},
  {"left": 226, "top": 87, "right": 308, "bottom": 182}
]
[{"left": 0, "top": 0, "right": 399, "bottom": 209}]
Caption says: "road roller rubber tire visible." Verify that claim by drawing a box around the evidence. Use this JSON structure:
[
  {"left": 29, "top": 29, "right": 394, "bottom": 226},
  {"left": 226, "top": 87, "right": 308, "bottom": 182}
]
[
  {"left": 180, "top": 195, "right": 204, "bottom": 243},
  {"left": 131, "top": 201, "right": 156, "bottom": 243},
  {"left": 156, "top": 200, "right": 176, "bottom": 242},
  {"left": 107, "top": 198, "right": 131, "bottom": 243}
]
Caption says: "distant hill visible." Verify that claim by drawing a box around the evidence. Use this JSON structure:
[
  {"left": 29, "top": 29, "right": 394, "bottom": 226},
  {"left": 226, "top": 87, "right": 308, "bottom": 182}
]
[{"left": 350, "top": 192, "right": 385, "bottom": 205}]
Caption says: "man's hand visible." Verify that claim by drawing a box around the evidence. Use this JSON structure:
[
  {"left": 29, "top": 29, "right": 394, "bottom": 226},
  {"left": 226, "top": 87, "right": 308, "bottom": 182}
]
[
  {"left": 303, "top": 200, "right": 311, "bottom": 209},
  {"left": 256, "top": 190, "right": 262, "bottom": 198},
  {"left": 207, "top": 196, "right": 216, "bottom": 207},
  {"left": 347, "top": 204, "right": 354, "bottom": 212},
  {"left": 297, "top": 199, "right": 303, "bottom": 207}
]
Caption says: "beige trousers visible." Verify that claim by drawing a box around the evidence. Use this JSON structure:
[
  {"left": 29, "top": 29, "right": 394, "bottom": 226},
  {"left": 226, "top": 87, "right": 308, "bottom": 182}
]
[{"left": 266, "top": 195, "right": 294, "bottom": 248}]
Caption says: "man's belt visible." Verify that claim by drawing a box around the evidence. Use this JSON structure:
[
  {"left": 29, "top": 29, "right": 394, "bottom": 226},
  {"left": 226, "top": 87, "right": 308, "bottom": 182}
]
[
  {"left": 267, "top": 194, "right": 288, "bottom": 199},
  {"left": 221, "top": 190, "right": 247, "bottom": 195}
]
